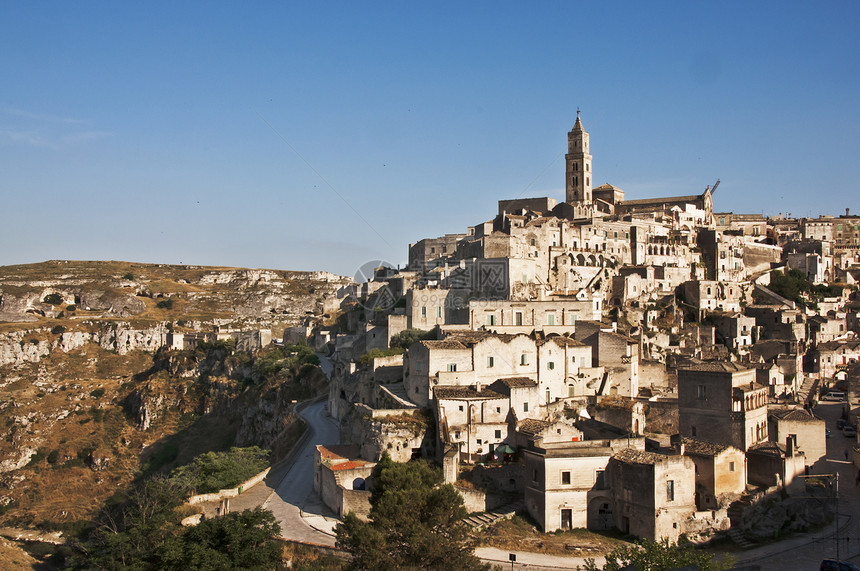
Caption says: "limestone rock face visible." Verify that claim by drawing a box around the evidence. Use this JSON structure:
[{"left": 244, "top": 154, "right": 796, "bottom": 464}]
[
  {"left": 0, "top": 331, "right": 51, "bottom": 367},
  {"left": 0, "top": 447, "right": 36, "bottom": 474},
  {"left": 124, "top": 386, "right": 167, "bottom": 431},
  {"left": 79, "top": 290, "right": 147, "bottom": 316}
]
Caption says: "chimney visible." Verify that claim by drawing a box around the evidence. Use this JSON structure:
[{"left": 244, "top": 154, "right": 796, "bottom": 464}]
[
  {"left": 847, "top": 208, "right": 851, "bottom": 217},
  {"left": 786, "top": 435, "right": 794, "bottom": 457},
  {"left": 475, "top": 382, "right": 481, "bottom": 392},
  {"left": 677, "top": 442, "right": 685, "bottom": 456}
]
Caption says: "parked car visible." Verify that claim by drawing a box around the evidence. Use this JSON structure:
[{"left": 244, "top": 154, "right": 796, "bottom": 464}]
[
  {"left": 823, "top": 391, "right": 846, "bottom": 402},
  {"left": 842, "top": 425, "right": 856, "bottom": 438},
  {"left": 821, "top": 559, "right": 860, "bottom": 571}
]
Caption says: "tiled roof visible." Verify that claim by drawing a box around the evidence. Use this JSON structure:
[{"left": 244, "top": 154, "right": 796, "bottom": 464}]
[
  {"left": 419, "top": 339, "right": 467, "bottom": 350},
  {"left": 330, "top": 460, "right": 369, "bottom": 471},
  {"left": 495, "top": 376, "right": 537, "bottom": 388},
  {"left": 613, "top": 448, "right": 668, "bottom": 465},
  {"left": 317, "top": 444, "right": 360, "bottom": 461},
  {"left": 681, "top": 438, "right": 732, "bottom": 456},
  {"left": 748, "top": 441, "right": 786, "bottom": 457},
  {"left": 679, "top": 361, "right": 750, "bottom": 373},
  {"left": 446, "top": 331, "right": 517, "bottom": 346},
  {"left": 518, "top": 418, "right": 550, "bottom": 436},
  {"left": 539, "top": 336, "right": 586, "bottom": 347},
  {"left": 769, "top": 408, "right": 822, "bottom": 423}
]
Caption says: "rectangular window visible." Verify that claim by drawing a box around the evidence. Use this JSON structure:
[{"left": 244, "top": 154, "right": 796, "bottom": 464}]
[
  {"left": 548, "top": 361, "right": 555, "bottom": 370},
  {"left": 666, "top": 480, "right": 675, "bottom": 502},
  {"left": 596, "top": 469, "right": 606, "bottom": 490},
  {"left": 447, "top": 363, "right": 457, "bottom": 372},
  {"left": 729, "top": 462, "right": 735, "bottom": 472},
  {"left": 521, "top": 354, "right": 529, "bottom": 365},
  {"left": 697, "top": 385, "right": 706, "bottom": 399},
  {"left": 487, "top": 356, "right": 494, "bottom": 368},
  {"left": 436, "top": 306, "right": 442, "bottom": 318},
  {"left": 458, "top": 405, "right": 464, "bottom": 411},
  {"left": 495, "top": 430, "right": 501, "bottom": 439},
  {"left": 415, "top": 362, "right": 423, "bottom": 372},
  {"left": 421, "top": 306, "right": 427, "bottom": 317},
  {"left": 562, "top": 471, "right": 571, "bottom": 485},
  {"left": 547, "top": 313, "right": 555, "bottom": 325},
  {"left": 691, "top": 426, "right": 697, "bottom": 437},
  {"left": 487, "top": 314, "right": 496, "bottom": 326},
  {"left": 533, "top": 469, "right": 538, "bottom": 482},
  {"left": 515, "top": 312, "right": 523, "bottom": 326},
  {"left": 523, "top": 402, "right": 529, "bottom": 412}
]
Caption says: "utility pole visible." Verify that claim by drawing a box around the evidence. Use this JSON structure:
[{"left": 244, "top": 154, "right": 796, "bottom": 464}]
[{"left": 835, "top": 472, "right": 840, "bottom": 562}]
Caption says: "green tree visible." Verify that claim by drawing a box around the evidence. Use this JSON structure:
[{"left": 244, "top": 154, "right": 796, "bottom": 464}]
[
  {"left": 389, "top": 328, "right": 433, "bottom": 349},
  {"left": 583, "top": 537, "right": 732, "bottom": 571},
  {"left": 160, "top": 506, "right": 283, "bottom": 570},
  {"left": 335, "top": 454, "right": 489, "bottom": 571}
]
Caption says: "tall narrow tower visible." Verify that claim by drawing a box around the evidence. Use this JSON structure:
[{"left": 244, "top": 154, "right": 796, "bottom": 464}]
[{"left": 565, "top": 110, "right": 592, "bottom": 204}]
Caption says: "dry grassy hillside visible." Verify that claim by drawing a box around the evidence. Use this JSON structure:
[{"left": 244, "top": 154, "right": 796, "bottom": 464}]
[{"left": 0, "top": 260, "right": 350, "bottom": 554}]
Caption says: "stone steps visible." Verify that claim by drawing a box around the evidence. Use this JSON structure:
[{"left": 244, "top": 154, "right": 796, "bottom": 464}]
[
  {"left": 727, "top": 527, "right": 755, "bottom": 549},
  {"left": 462, "top": 500, "right": 524, "bottom": 531}
]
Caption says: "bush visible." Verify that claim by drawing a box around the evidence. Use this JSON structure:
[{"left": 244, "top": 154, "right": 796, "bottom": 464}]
[
  {"left": 390, "top": 328, "right": 433, "bottom": 349},
  {"left": 168, "top": 447, "right": 270, "bottom": 494},
  {"left": 66, "top": 304, "right": 77, "bottom": 312},
  {"left": 51, "top": 325, "right": 66, "bottom": 335},
  {"left": 358, "top": 347, "right": 404, "bottom": 366},
  {"left": 156, "top": 298, "right": 174, "bottom": 310},
  {"left": 43, "top": 293, "right": 63, "bottom": 305},
  {"left": 90, "top": 387, "right": 105, "bottom": 398},
  {"left": 46, "top": 450, "right": 60, "bottom": 464},
  {"left": 122, "top": 272, "right": 134, "bottom": 280}
]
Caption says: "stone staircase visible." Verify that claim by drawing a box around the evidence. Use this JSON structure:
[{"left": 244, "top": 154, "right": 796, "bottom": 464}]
[
  {"left": 462, "top": 500, "right": 524, "bottom": 531},
  {"left": 798, "top": 376, "right": 820, "bottom": 404},
  {"left": 727, "top": 527, "right": 755, "bottom": 549}
]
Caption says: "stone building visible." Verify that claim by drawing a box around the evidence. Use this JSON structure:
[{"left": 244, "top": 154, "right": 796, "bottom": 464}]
[
  {"left": 679, "top": 438, "right": 745, "bottom": 510},
  {"left": 677, "top": 362, "right": 769, "bottom": 451},
  {"left": 607, "top": 448, "right": 697, "bottom": 542},
  {"left": 313, "top": 444, "right": 374, "bottom": 519},
  {"left": 404, "top": 331, "right": 601, "bottom": 409},
  {"left": 768, "top": 407, "right": 826, "bottom": 467},
  {"left": 523, "top": 420, "right": 643, "bottom": 533}
]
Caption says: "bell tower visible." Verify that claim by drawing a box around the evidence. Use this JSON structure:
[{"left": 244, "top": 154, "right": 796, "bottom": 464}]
[{"left": 565, "top": 110, "right": 592, "bottom": 204}]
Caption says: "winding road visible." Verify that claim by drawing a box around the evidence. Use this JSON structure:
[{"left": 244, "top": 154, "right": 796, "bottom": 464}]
[{"left": 260, "top": 399, "right": 340, "bottom": 546}]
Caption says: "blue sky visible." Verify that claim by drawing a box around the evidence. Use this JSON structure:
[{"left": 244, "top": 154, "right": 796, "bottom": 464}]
[{"left": 2, "top": 2, "right": 858, "bottom": 276}]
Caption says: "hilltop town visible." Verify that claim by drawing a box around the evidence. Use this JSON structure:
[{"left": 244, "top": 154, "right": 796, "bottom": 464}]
[
  {"left": 301, "top": 113, "right": 860, "bottom": 546},
  {"left": 2, "top": 115, "right": 859, "bottom": 567}
]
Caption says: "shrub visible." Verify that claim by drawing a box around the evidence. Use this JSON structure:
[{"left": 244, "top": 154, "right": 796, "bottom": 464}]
[
  {"left": 156, "top": 299, "right": 174, "bottom": 310},
  {"left": 66, "top": 305, "right": 76, "bottom": 312},
  {"left": 90, "top": 387, "right": 105, "bottom": 398},
  {"left": 46, "top": 450, "right": 60, "bottom": 464},
  {"left": 122, "top": 272, "right": 134, "bottom": 280},
  {"left": 358, "top": 347, "right": 404, "bottom": 366},
  {"left": 168, "top": 447, "right": 270, "bottom": 494},
  {"left": 51, "top": 325, "right": 66, "bottom": 335},
  {"left": 43, "top": 293, "right": 63, "bottom": 305}
]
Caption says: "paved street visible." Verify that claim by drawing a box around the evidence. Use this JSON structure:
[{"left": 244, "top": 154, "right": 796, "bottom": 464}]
[
  {"left": 260, "top": 399, "right": 340, "bottom": 546},
  {"left": 734, "top": 401, "right": 860, "bottom": 571}
]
